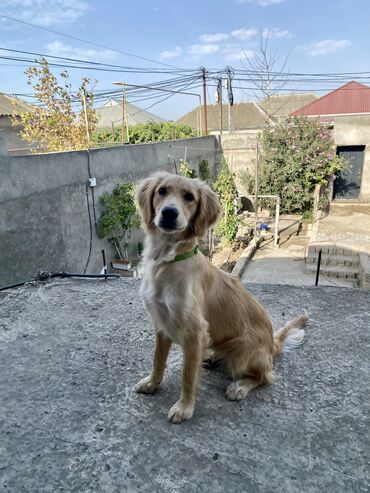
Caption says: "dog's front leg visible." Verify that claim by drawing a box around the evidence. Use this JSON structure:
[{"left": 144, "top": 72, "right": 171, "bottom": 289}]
[
  {"left": 168, "top": 330, "right": 205, "bottom": 424},
  {"left": 135, "top": 331, "right": 172, "bottom": 394}
]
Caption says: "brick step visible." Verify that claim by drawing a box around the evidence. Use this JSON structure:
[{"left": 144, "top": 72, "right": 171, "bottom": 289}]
[
  {"left": 306, "top": 253, "right": 360, "bottom": 268},
  {"left": 305, "top": 263, "right": 358, "bottom": 279},
  {"left": 307, "top": 245, "right": 358, "bottom": 256}
]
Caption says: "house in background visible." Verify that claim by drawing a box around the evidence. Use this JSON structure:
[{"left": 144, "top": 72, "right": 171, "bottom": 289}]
[
  {"left": 176, "top": 93, "right": 318, "bottom": 134},
  {"left": 95, "top": 99, "right": 165, "bottom": 131},
  {"left": 259, "top": 93, "right": 318, "bottom": 122},
  {"left": 176, "top": 101, "right": 272, "bottom": 134},
  {"left": 0, "top": 93, "right": 35, "bottom": 155},
  {"left": 292, "top": 81, "right": 370, "bottom": 201}
]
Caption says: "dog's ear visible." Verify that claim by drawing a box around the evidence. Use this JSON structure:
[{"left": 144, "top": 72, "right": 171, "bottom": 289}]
[
  {"left": 192, "top": 183, "right": 221, "bottom": 238},
  {"left": 136, "top": 173, "right": 165, "bottom": 230}
]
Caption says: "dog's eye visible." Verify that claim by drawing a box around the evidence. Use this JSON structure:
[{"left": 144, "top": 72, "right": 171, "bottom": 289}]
[
  {"left": 158, "top": 187, "right": 167, "bottom": 196},
  {"left": 184, "top": 192, "right": 195, "bottom": 202}
]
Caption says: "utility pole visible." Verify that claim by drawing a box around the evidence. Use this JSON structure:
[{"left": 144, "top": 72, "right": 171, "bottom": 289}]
[
  {"left": 201, "top": 67, "right": 208, "bottom": 136},
  {"left": 121, "top": 83, "right": 126, "bottom": 145},
  {"left": 216, "top": 78, "right": 223, "bottom": 136},
  {"left": 225, "top": 66, "right": 234, "bottom": 134},
  {"left": 81, "top": 88, "right": 90, "bottom": 144},
  {"left": 254, "top": 142, "right": 259, "bottom": 243}
]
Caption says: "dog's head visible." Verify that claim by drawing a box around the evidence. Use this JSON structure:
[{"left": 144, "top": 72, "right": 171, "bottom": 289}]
[{"left": 136, "top": 172, "right": 221, "bottom": 238}]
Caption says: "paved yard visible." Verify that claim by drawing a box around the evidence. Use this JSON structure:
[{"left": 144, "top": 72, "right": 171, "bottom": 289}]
[
  {"left": 0, "top": 279, "right": 369, "bottom": 492},
  {"left": 242, "top": 238, "right": 353, "bottom": 287}
]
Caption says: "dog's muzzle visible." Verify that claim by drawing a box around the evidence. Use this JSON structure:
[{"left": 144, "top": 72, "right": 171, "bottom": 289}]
[{"left": 159, "top": 206, "right": 179, "bottom": 231}]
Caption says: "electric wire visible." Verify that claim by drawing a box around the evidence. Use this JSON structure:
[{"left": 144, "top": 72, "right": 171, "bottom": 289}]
[{"left": 0, "top": 14, "right": 184, "bottom": 70}]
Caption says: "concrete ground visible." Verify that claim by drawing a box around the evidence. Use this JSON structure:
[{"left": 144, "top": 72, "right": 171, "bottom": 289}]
[
  {"left": 315, "top": 210, "right": 370, "bottom": 255},
  {"left": 241, "top": 236, "right": 353, "bottom": 287},
  {"left": 1, "top": 278, "right": 369, "bottom": 492}
]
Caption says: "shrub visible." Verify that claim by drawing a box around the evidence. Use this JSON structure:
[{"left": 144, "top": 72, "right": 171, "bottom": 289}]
[
  {"left": 213, "top": 159, "right": 241, "bottom": 244},
  {"left": 98, "top": 183, "right": 140, "bottom": 260},
  {"left": 199, "top": 159, "right": 210, "bottom": 182},
  {"left": 241, "top": 116, "right": 348, "bottom": 214},
  {"left": 179, "top": 159, "right": 197, "bottom": 178},
  {"left": 93, "top": 121, "right": 195, "bottom": 145}
]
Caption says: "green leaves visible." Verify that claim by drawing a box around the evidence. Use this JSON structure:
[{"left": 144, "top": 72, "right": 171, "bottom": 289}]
[
  {"left": 98, "top": 183, "right": 140, "bottom": 260},
  {"left": 93, "top": 122, "right": 195, "bottom": 145},
  {"left": 213, "top": 159, "right": 241, "bottom": 245},
  {"left": 245, "top": 116, "right": 348, "bottom": 214}
]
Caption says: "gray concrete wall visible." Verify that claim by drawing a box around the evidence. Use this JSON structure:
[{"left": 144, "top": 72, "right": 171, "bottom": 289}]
[
  {"left": 220, "top": 130, "right": 260, "bottom": 194},
  {"left": 0, "top": 117, "right": 33, "bottom": 155},
  {"left": 333, "top": 115, "right": 370, "bottom": 200},
  {"left": 0, "top": 136, "right": 218, "bottom": 286}
]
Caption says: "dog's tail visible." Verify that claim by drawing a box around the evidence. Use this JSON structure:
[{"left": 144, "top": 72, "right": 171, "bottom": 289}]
[{"left": 273, "top": 312, "right": 309, "bottom": 357}]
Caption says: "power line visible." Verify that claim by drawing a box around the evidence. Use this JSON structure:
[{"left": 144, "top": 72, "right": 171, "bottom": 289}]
[{"left": 0, "top": 14, "right": 183, "bottom": 70}]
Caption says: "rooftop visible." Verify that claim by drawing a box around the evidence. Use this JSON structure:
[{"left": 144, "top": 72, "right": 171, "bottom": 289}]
[
  {"left": 1, "top": 278, "right": 369, "bottom": 492},
  {"left": 176, "top": 101, "right": 271, "bottom": 131},
  {"left": 291, "top": 81, "right": 370, "bottom": 116},
  {"left": 259, "top": 93, "right": 318, "bottom": 117},
  {"left": 0, "top": 93, "right": 35, "bottom": 117},
  {"left": 95, "top": 98, "right": 165, "bottom": 129}
]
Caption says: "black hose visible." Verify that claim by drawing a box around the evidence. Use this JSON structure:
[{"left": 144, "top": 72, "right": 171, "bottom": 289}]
[
  {"left": 53, "top": 272, "right": 120, "bottom": 279},
  {"left": 0, "top": 271, "right": 120, "bottom": 292},
  {"left": 83, "top": 182, "right": 93, "bottom": 274}
]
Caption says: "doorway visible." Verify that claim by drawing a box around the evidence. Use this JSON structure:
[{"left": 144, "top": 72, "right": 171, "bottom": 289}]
[{"left": 333, "top": 145, "right": 365, "bottom": 199}]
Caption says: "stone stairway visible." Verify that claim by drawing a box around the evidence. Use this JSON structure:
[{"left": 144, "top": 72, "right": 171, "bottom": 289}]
[
  {"left": 305, "top": 201, "right": 370, "bottom": 287},
  {"left": 305, "top": 247, "right": 360, "bottom": 282}
]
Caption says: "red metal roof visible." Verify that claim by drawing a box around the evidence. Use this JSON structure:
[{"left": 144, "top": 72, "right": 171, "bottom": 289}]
[{"left": 291, "top": 81, "right": 370, "bottom": 116}]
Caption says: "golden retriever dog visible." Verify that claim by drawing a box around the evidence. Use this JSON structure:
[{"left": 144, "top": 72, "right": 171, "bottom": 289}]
[{"left": 135, "top": 171, "right": 308, "bottom": 423}]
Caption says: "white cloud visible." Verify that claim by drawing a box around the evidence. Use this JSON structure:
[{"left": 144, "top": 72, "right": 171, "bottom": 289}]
[
  {"left": 2, "top": 0, "right": 88, "bottom": 26},
  {"left": 188, "top": 44, "right": 220, "bottom": 56},
  {"left": 238, "top": 0, "right": 287, "bottom": 5},
  {"left": 225, "top": 49, "right": 254, "bottom": 62},
  {"left": 199, "top": 33, "right": 229, "bottom": 43},
  {"left": 159, "top": 46, "right": 182, "bottom": 59},
  {"left": 297, "top": 39, "right": 351, "bottom": 56},
  {"left": 231, "top": 28, "right": 258, "bottom": 41},
  {"left": 46, "top": 40, "right": 117, "bottom": 62},
  {"left": 262, "top": 27, "right": 292, "bottom": 39}
]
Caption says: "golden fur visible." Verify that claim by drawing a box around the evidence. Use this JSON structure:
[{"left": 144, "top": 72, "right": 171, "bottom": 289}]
[{"left": 135, "top": 171, "right": 308, "bottom": 423}]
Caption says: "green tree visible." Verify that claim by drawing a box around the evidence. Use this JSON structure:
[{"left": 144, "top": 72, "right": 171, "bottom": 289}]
[
  {"left": 11, "top": 58, "right": 97, "bottom": 152},
  {"left": 98, "top": 183, "right": 141, "bottom": 260},
  {"left": 241, "top": 116, "right": 348, "bottom": 214}
]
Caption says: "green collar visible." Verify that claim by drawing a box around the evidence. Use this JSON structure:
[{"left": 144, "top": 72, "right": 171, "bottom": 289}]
[{"left": 172, "top": 245, "right": 199, "bottom": 263}]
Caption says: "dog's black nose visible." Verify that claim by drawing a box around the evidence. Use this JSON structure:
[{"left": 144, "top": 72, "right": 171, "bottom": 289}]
[{"left": 161, "top": 207, "right": 178, "bottom": 222}]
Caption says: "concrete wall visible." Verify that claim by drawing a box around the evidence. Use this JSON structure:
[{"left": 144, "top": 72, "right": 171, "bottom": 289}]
[
  {"left": 220, "top": 130, "right": 260, "bottom": 194},
  {"left": 0, "top": 117, "right": 33, "bottom": 156},
  {"left": 0, "top": 136, "right": 218, "bottom": 286},
  {"left": 333, "top": 115, "right": 370, "bottom": 200}
]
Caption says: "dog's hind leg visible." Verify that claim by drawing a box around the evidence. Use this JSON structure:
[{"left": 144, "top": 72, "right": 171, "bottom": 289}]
[
  {"left": 226, "top": 377, "right": 261, "bottom": 401},
  {"left": 135, "top": 331, "right": 172, "bottom": 394},
  {"left": 225, "top": 346, "right": 275, "bottom": 401}
]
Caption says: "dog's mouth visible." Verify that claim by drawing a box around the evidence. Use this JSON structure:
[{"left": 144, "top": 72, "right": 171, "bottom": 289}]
[{"left": 158, "top": 221, "right": 185, "bottom": 233}]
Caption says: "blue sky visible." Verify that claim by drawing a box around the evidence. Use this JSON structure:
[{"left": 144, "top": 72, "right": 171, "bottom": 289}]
[{"left": 1, "top": 0, "right": 370, "bottom": 120}]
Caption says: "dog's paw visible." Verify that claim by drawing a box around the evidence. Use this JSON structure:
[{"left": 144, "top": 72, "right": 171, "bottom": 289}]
[
  {"left": 226, "top": 381, "right": 249, "bottom": 401},
  {"left": 168, "top": 401, "right": 194, "bottom": 424},
  {"left": 135, "top": 375, "right": 158, "bottom": 394}
]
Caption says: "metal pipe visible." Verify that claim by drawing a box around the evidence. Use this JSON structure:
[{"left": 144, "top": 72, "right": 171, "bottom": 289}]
[{"left": 315, "top": 249, "right": 322, "bottom": 286}]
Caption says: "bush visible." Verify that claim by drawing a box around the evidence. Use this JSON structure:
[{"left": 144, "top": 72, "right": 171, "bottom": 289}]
[
  {"left": 241, "top": 116, "right": 348, "bottom": 214},
  {"left": 93, "top": 121, "right": 195, "bottom": 145},
  {"left": 98, "top": 183, "right": 140, "bottom": 260},
  {"left": 179, "top": 159, "right": 197, "bottom": 178},
  {"left": 199, "top": 159, "right": 210, "bottom": 182},
  {"left": 213, "top": 159, "right": 241, "bottom": 244}
]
